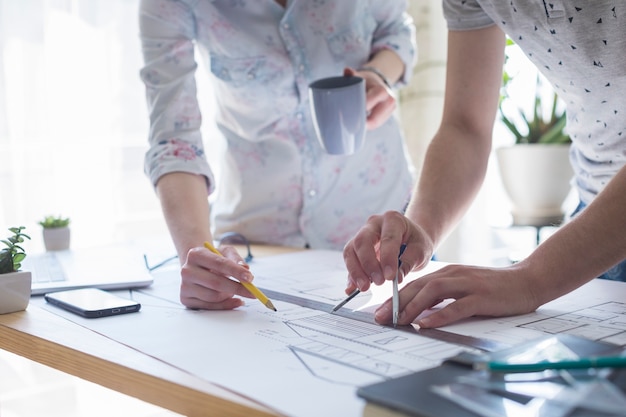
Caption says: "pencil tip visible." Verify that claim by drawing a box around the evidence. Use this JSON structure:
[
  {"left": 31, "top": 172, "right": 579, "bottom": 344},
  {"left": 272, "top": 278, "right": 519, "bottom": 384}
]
[{"left": 265, "top": 300, "right": 277, "bottom": 311}]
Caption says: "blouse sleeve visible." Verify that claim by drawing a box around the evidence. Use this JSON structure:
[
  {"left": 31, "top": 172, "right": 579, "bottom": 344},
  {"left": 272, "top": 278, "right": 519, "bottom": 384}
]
[
  {"left": 369, "top": 0, "right": 417, "bottom": 87},
  {"left": 139, "top": 0, "right": 215, "bottom": 193}
]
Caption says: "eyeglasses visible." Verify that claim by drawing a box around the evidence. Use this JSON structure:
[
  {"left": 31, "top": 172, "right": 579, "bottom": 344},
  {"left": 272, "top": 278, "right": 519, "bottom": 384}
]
[
  {"left": 143, "top": 252, "right": 178, "bottom": 272},
  {"left": 142, "top": 232, "right": 254, "bottom": 272},
  {"left": 218, "top": 231, "right": 254, "bottom": 263}
]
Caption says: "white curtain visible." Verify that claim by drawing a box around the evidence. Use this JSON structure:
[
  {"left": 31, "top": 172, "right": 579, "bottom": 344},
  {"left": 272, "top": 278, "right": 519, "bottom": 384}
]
[{"left": 0, "top": 0, "right": 188, "bottom": 251}]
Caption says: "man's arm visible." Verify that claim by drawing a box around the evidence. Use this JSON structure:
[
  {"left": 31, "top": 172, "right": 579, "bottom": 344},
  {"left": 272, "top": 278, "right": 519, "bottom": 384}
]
[
  {"left": 409, "top": 26, "right": 505, "bottom": 248},
  {"left": 409, "top": 164, "right": 626, "bottom": 329},
  {"left": 517, "top": 165, "right": 626, "bottom": 307},
  {"left": 345, "top": 24, "right": 626, "bottom": 329},
  {"left": 344, "top": 25, "right": 506, "bottom": 290},
  {"left": 395, "top": 25, "right": 507, "bottom": 272}
]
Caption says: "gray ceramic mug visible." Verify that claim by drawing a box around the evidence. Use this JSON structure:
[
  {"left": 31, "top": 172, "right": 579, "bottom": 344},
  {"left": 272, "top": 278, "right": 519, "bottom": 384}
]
[{"left": 308, "top": 75, "right": 366, "bottom": 155}]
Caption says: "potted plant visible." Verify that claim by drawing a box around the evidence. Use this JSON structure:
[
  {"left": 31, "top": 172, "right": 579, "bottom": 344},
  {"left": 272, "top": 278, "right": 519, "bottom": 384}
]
[
  {"left": 39, "top": 215, "right": 71, "bottom": 251},
  {"left": 495, "top": 39, "right": 573, "bottom": 227},
  {"left": 0, "top": 226, "right": 32, "bottom": 314}
]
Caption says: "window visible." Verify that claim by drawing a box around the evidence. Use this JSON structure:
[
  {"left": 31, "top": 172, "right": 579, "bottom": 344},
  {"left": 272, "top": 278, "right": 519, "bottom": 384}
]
[{"left": 0, "top": 0, "right": 217, "bottom": 252}]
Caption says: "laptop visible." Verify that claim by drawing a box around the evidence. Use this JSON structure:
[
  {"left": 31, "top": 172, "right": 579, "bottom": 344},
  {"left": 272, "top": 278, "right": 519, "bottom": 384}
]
[{"left": 23, "top": 245, "right": 154, "bottom": 296}]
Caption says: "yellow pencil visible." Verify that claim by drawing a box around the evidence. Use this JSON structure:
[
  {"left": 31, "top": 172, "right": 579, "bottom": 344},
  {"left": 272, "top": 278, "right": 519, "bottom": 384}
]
[{"left": 203, "top": 241, "right": 277, "bottom": 312}]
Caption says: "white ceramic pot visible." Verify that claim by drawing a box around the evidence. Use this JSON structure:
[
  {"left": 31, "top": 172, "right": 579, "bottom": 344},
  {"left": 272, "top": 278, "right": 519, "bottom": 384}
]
[
  {"left": 43, "top": 227, "right": 71, "bottom": 251},
  {"left": 496, "top": 144, "right": 573, "bottom": 226},
  {"left": 0, "top": 271, "right": 32, "bottom": 314}
]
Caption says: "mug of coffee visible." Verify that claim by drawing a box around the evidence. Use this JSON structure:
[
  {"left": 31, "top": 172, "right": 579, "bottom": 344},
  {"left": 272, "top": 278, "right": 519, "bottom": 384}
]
[{"left": 308, "top": 75, "right": 366, "bottom": 155}]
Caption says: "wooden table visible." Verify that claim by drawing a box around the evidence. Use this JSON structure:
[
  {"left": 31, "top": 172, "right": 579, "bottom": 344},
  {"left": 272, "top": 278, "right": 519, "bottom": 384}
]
[{"left": 0, "top": 245, "right": 300, "bottom": 417}]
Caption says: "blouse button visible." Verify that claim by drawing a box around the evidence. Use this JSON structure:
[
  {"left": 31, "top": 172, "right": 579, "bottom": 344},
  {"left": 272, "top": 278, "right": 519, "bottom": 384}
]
[{"left": 308, "top": 189, "right": 317, "bottom": 197}]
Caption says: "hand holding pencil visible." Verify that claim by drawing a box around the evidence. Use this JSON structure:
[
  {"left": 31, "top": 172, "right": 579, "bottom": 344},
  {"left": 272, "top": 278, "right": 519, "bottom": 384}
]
[{"left": 203, "top": 242, "right": 277, "bottom": 311}]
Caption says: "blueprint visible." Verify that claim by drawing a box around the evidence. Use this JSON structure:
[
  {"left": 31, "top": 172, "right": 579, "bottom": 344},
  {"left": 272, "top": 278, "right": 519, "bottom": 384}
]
[
  {"left": 37, "top": 251, "right": 469, "bottom": 417},
  {"left": 36, "top": 249, "right": 626, "bottom": 417},
  {"left": 441, "top": 284, "right": 626, "bottom": 348}
]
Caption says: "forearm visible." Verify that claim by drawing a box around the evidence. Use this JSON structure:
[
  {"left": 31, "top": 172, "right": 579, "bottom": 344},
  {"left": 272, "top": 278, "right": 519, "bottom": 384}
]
[
  {"left": 406, "top": 127, "right": 491, "bottom": 250},
  {"left": 156, "top": 172, "right": 213, "bottom": 264},
  {"left": 362, "top": 49, "right": 405, "bottom": 87},
  {"left": 405, "top": 26, "right": 504, "bottom": 251},
  {"left": 521, "top": 166, "right": 626, "bottom": 306}
]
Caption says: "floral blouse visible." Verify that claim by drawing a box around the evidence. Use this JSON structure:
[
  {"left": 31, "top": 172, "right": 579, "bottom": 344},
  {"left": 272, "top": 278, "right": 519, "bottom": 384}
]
[{"left": 139, "top": 0, "right": 416, "bottom": 249}]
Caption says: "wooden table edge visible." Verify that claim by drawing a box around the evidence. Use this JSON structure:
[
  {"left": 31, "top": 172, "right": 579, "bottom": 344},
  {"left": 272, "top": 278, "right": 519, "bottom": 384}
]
[{"left": 0, "top": 305, "right": 280, "bottom": 417}]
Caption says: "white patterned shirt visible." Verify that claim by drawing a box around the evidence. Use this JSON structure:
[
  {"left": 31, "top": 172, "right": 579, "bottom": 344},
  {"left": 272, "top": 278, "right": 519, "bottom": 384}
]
[{"left": 139, "top": 0, "right": 416, "bottom": 249}]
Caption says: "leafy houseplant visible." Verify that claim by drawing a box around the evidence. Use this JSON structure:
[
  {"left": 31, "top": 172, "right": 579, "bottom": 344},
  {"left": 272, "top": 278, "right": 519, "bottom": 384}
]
[
  {"left": 496, "top": 39, "right": 573, "bottom": 227},
  {"left": 498, "top": 42, "right": 570, "bottom": 145},
  {"left": 0, "top": 226, "right": 30, "bottom": 274},
  {"left": 0, "top": 226, "right": 32, "bottom": 314},
  {"left": 39, "top": 215, "right": 71, "bottom": 251}
]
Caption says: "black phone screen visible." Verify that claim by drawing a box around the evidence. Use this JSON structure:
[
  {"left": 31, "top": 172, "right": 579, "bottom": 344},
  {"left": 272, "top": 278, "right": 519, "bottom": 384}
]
[{"left": 44, "top": 288, "right": 141, "bottom": 318}]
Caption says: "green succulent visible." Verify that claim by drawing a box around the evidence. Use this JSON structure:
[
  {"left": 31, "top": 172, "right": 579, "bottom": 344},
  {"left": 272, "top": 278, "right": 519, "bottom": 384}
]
[
  {"left": 39, "top": 215, "right": 70, "bottom": 229},
  {"left": 0, "top": 226, "right": 30, "bottom": 274}
]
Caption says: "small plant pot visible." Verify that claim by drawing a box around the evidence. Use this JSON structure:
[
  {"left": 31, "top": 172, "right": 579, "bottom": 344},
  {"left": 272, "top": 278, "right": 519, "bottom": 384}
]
[
  {"left": 0, "top": 271, "right": 32, "bottom": 314},
  {"left": 43, "top": 227, "right": 71, "bottom": 251}
]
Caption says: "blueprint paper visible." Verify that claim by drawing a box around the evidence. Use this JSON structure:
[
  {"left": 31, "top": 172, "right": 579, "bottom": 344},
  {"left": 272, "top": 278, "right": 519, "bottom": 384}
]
[
  {"left": 35, "top": 249, "right": 626, "bottom": 416},
  {"left": 36, "top": 250, "right": 467, "bottom": 417}
]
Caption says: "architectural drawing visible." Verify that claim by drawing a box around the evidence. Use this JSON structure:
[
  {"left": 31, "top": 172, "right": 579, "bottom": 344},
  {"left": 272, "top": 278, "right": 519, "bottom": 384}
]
[{"left": 35, "top": 249, "right": 626, "bottom": 417}]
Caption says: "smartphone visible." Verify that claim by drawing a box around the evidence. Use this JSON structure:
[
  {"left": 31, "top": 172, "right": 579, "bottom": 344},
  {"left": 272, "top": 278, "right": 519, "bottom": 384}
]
[{"left": 44, "top": 288, "right": 141, "bottom": 318}]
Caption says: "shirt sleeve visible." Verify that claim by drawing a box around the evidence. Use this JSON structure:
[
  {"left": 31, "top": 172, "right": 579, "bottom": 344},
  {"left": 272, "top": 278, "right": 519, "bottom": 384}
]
[
  {"left": 442, "top": 0, "right": 495, "bottom": 31},
  {"left": 369, "top": 1, "right": 417, "bottom": 87},
  {"left": 139, "top": 0, "right": 215, "bottom": 193}
]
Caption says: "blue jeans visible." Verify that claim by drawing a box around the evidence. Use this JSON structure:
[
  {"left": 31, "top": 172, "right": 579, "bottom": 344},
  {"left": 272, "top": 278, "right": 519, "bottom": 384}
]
[{"left": 572, "top": 201, "right": 626, "bottom": 282}]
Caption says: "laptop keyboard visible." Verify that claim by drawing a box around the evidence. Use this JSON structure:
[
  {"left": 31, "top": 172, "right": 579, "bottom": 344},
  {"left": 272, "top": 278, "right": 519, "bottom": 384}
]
[{"left": 27, "top": 253, "right": 67, "bottom": 283}]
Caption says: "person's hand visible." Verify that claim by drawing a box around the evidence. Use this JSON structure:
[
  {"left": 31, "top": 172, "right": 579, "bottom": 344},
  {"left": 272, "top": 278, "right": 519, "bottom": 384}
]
[
  {"left": 343, "top": 210, "right": 434, "bottom": 294},
  {"left": 179, "top": 244, "right": 256, "bottom": 310},
  {"left": 344, "top": 67, "right": 396, "bottom": 130},
  {"left": 374, "top": 263, "right": 540, "bottom": 328},
  {"left": 343, "top": 210, "right": 541, "bottom": 328}
]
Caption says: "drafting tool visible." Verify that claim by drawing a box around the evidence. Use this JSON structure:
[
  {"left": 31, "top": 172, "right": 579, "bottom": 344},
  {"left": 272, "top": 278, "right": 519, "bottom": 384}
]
[
  {"left": 416, "top": 328, "right": 507, "bottom": 352},
  {"left": 261, "top": 288, "right": 508, "bottom": 352},
  {"left": 333, "top": 244, "right": 407, "bottom": 318},
  {"left": 392, "top": 244, "right": 407, "bottom": 328},
  {"left": 203, "top": 242, "right": 277, "bottom": 311},
  {"left": 331, "top": 288, "right": 360, "bottom": 312},
  {"left": 392, "top": 276, "right": 399, "bottom": 327},
  {"left": 477, "top": 355, "right": 626, "bottom": 373}
]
